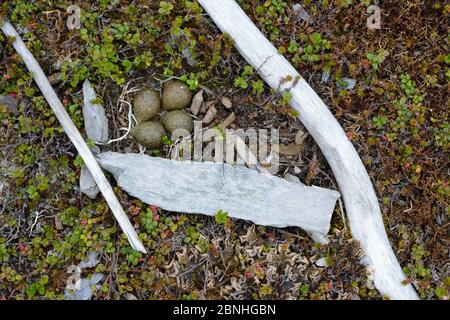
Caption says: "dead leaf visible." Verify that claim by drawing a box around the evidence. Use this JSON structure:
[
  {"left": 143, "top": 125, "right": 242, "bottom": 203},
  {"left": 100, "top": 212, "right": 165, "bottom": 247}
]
[
  {"left": 165, "top": 259, "right": 180, "bottom": 277},
  {"left": 239, "top": 225, "right": 257, "bottom": 244},
  {"left": 202, "top": 105, "right": 217, "bottom": 124},
  {"left": 200, "top": 100, "right": 215, "bottom": 114},
  {"left": 199, "top": 84, "right": 215, "bottom": 96},
  {"left": 176, "top": 247, "right": 189, "bottom": 265},
  {"left": 221, "top": 96, "right": 232, "bottom": 109},
  {"left": 306, "top": 153, "right": 318, "bottom": 184},
  {"left": 55, "top": 213, "right": 63, "bottom": 230},
  {"left": 218, "top": 112, "right": 236, "bottom": 131},
  {"left": 295, "top": 129, "right": 307, "bottom": 144},
  {"left": 190, "top": 90, "right": 204, "bottom": 115},
  {"left": 273, "top": 143, "right": 303, "bottom": 156},
  {"left": 48, "top": 72, "right": 62, "bottom": 85}
]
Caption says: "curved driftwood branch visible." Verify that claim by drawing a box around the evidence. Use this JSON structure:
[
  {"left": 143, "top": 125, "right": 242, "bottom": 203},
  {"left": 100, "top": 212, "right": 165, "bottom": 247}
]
[
  {"left": 1, "top": 20, "right": 147, "bottom": 254},
  {"left": 197, "top": 0, "right": 418, "bottom": 299}
]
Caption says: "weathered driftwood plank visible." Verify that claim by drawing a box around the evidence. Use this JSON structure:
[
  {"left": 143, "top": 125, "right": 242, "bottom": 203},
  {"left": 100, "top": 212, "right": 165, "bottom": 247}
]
[
  {"left": 79, "top": 79, "right": 109, "bottom": 199},
  {"left": 79, "top": 163, "right": 100, "bottom": 199},
  {"left": 82, "top": 80, "right": 109, "bottom": 144},
  {"left": 98, "top": 152, "right": 340, "bottom": 239},
  {"left": 1, "top": 20, "right": 146, "bottom": 253},
  {"left": 197, "top": 0, "right": 418, "bottom": 299}
]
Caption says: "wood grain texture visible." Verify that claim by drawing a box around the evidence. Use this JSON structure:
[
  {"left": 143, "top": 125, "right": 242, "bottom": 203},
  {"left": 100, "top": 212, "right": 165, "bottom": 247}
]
[
  {"left": 98, "top": 151, "right": 340, "bottom": 238},
  {"left": 1, "top": 20, "right": 146, "bottom": 253},
  {"left": 197, "top": 0, "right": 418, "bottom": 299}
]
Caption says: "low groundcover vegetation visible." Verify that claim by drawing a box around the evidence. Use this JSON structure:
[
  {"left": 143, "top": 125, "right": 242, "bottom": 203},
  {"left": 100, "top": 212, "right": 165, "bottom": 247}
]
[{"left": 0, "top": 0, "right": 448, "bottom": 300}]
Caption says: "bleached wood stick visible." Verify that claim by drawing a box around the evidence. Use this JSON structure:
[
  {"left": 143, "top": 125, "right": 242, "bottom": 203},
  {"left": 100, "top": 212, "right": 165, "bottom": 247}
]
[
  {"left": 197, "top": 0, "right": 418, "bottom": 299},
  {"left": 1, "top": 20, "right": 146, "bottom": 253}
]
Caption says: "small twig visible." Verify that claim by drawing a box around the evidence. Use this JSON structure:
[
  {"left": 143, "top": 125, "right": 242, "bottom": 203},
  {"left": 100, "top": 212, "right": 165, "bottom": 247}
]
[
  {"left": 28, "top": 210, "right": 46, "bottom": 235},
  {"left": 338, "top": 197, "right": 347, "bottom": 232},
  {"left": 403, "top": 201, "right": 413, "bottom": 213},
  {"left": 177, "top": 258, "right": 208, "bottom": 277},
  {"left": 96, "top": 99, "right": 134, "bottom": 145}
]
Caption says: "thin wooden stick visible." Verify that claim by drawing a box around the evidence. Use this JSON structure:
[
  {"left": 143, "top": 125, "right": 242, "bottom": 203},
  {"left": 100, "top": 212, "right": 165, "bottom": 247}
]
[
  {"left": 197, "top": 0, "right": 418, "bottom": 299},
  {"left": 1, "top": 19, "right": 146, "bottom": 253}
]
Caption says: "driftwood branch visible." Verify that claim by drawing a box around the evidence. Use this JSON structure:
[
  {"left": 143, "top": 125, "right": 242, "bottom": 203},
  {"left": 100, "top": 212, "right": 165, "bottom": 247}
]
[
  {"left": 1, "top": 20, "right": 146, "bottom": 253},
  {"left": 197, "top": 0, "right": 418, "bottom": 299}
]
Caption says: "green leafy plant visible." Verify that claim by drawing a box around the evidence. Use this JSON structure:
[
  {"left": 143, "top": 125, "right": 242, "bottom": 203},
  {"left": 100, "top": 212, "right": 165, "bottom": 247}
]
[
  {"left": 373, "top": 115, "right": 388, "bottom": 129},
  {"left": 158, "top": 1, "right": 174, "bottom": 16},
  {"left": 180, "top": 73, "right": 200, "bottom": 90},
  {"left": 300, "top": 33, "right": 331, "bottom": 63},
  {"left": 400, "top": 73, "right": 425, "bottom": 104},
  {"left": 255, "top": 0, "right": 288, "bottom": 40},
  {"left": 215, "top": 210, "right": 229, "bottom": 225},
  {"left": 366, "top": 49, "right": 389, "bottom": 71},
  {"left": 26, "top": 275, "right": 49, "bottom": 297},
  {"left": 338, "top": 0, "right": 353, "bottom": 8},
  {"left": 251, "top": 79, "right": 265, "bottom": 95},
  {"left": 0, "top": 239, "right": 10, "bottom": 262},
  {"left": 234, "top": 65, "right": 254, "bottom": 89}
]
